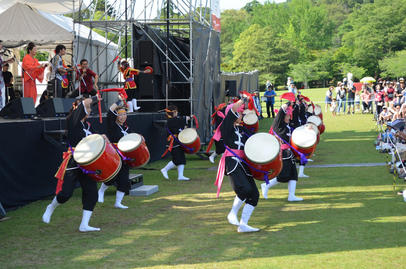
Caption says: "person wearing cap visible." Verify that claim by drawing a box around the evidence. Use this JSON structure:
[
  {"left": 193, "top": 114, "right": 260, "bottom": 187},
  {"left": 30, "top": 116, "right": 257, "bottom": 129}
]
[
  {"left": 97, "top": 96, "right": 132, "bottom": 209},
  {"left": 262, "top": 102, "right": 303, "bottom": 202}
]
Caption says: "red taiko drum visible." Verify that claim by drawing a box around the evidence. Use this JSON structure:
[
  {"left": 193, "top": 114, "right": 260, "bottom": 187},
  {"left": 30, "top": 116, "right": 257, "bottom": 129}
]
[
  {"left": 307, "top": 122, "right": 320, "bottom": 144},
  {"left": 291, "top": 125, "right": 317, "bottom": 159},
  {"left": 117, "top": 133, "right": 150, "bottom": 168},
  {"left": 178, "top": 128, "right": 201, "bottom": 154},
  {"left": 73, "top": 134, "right": 122, "bottom": 182},
  {"left": 242, "top": 113, "right": 259, "bottom": 133},
  {"left": 244, "top": 133, "right": 282, "bottom": 180},
  {"left": 307, "top": 115, "right": 324, "bottom": 134}
]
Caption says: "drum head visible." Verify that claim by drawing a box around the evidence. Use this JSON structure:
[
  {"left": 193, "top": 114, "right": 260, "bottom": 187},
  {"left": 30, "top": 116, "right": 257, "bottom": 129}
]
[
  {"left": 245, "top": 133, "right": 280, "bottom": 164},
  {"left": 74, "top": 134, "right": 105, "bottom": 164},
  {"left": 292, "top": 126, "right": 317, "bottom": 148},
  {"left": 307, "top": 105, "right": 314, "bottom": 114},
  {"left": 243, "top": 109, "right": 256, "bottom": 115},
  {"left": 178, "top": 128, "right": 197, "bottom": 144},
  {"left": 243, "top": 113, "right": 258, "bottom": 125},
  {"left": 314, "top": 105, "right": 322, "bottom": 115},
  {"left": 307, "top": 115, "right": 322, "bottom": 126},
  {"left": 117, "top": 133, "right": 142, "bottom": 152},
  {"left": 306, "top": 123, "right": 319, "bottom": 135}
]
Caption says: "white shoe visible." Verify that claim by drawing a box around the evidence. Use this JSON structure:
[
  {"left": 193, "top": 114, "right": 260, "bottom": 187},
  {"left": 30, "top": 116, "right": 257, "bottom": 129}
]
[
  {"left": 307, "top": 159, "right": 314, "bottom": 162},
  {"left": 79, "top": 210, "right": 100, "bottom": 232},
  {"left": 42, "top": 204, "right": 54, "bottom": 224},
  {"left": 134, "top": 106, "right": 141, "bottom": 111},
  {"left": 209, "top": 154, "right": 216, "bottom": 164},
  {"left": 298, "top": 173, "right": 309, "bottom": 178},
  {"left": 79, "top": 225, "right": 101, "bottom": 232},
  {"left": 288, "top": 196, "right": 304, "bottom": 202},
  {"left": 114, "top": 203, "right": 129, "bottom": 209},
  {"left": 237, "top": 223, "right": 260, "bottom": 233},
  {"left": 261, "top": 183, "right": 269, "bottom": 199},
  {"left": 178, "top": 176, "right": 190, "bottom": 181},
  {"left": 161, "top": 168, "right": 169, "bottom": 179},
  {"left": 227, "top": 212, "right": 240, "bottom": 226}
]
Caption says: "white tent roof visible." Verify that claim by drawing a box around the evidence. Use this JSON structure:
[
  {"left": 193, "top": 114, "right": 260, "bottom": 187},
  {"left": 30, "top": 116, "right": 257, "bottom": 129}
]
[
  {"left": 0, "top": 3, "right": 117, "bottom": 49},
  {"left": 0, "top": 0, "right": 86, "bottom": 14}
]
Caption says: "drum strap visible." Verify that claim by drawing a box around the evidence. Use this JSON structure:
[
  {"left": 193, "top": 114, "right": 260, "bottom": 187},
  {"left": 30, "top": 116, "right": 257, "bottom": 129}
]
[
  {"left": 161, "top": 128, "right": 195, "bottom": 158},
  {"left": 111, "top": 143, "right": 132, "bottom": 161},
  {"left": 271, "top": 130, "right": 308, "bottom": 165}
]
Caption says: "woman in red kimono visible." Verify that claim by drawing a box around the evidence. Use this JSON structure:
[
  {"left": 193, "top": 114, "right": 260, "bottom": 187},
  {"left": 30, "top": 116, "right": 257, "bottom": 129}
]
[{"left": 22, "top": 42, "right": 47, "bottom": 104}]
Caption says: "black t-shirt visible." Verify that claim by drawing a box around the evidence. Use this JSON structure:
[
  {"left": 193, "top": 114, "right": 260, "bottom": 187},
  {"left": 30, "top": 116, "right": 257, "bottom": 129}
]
[
  {"left": 3, "top": 71, "right": 13, "bottom": 86},
  {"left": 347, "top": 86, "right": 356, "bottom": 99}
]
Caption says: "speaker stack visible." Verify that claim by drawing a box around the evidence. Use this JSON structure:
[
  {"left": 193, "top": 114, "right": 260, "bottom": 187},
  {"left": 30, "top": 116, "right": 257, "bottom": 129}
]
[{"left": 0, "top": 97, "right": 36, "bottom": 119}]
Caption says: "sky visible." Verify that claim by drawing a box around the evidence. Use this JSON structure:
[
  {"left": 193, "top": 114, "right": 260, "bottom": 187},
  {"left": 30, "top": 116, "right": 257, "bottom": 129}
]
[{"left": 220, "top": 0, "right": 287, "bottom": 11}]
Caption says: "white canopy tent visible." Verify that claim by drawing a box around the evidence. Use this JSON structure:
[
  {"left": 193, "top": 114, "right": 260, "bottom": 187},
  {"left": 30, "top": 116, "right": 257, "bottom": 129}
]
[
  {"left": 0, "top": 2, "right": 119, "bottom": 104},
  {"left": 0, "top": 0, "right": 87, "bottom": 14}
]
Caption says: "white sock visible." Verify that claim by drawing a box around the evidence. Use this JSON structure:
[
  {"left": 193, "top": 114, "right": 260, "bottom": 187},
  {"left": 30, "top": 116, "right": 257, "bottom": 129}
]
[
  {"left": 161, "top": 161, "right": 176, "bottom": 179},
  {"left": 237, "top": 204, "right": 259, "bottom": 233},
  {"left": 288, "top": 180, "right": 303, "bottom": 202},
  {"left": 132, "top": 99, "right": 140, "bottom": 110},
  {"left": 298, "top": 165, "right": 309, "bottom": 178},
  {"left": 42, "top": 196, "right": 60, "bottom": 224},
  {"left": 79, "top": 210, "right": 100, "bottom": 232},
  {"left": 127, "top": 101, "right": 134, "bottom": 112},
  {"left": 261, "top": 178, "right": 279, "bottom": 199},
  {"left": 177, "top": 164, "right": 189, "bottom": 180},
  {"left": 227, "top": 196, "right": 244, "bottom": 226},
  {"left": 98, "top": 183, "right": 109, "bottom": 203},
  {"left": 114, "top": 191, "right": 128, "bottom": 209},
  {"left": 209, "top": 152, "right": 217, "bottom": 164}
]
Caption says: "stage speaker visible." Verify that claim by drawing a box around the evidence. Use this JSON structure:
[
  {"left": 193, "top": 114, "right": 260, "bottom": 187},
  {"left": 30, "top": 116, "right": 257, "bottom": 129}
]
[
  {"left": 0, "top": 97, "right": 36, "bottom": 118},
  {"left": 36, "top": 98, "right": 74, "bottom": 117},
  {"left": 136, "top": 73, "right": 165, "bottom": 112},
  {"left": 225, "top": 80, "right": 237, "bottom": 97},
  {"left": 138, "top": 40, "right": 154, "bottom": 68}
]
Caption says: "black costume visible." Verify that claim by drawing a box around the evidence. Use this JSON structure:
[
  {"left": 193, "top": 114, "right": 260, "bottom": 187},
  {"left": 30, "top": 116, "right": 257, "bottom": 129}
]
[
  {"left": 298, "top": 102, "right": 307, "bottom": 126},
  {"left": 271, "top": 108, "right": 298, "bottom": 183},
  {"left": 105, "top": 109, "right": 131, "bottom": 194},
  {"left": 56, "top": 102, "right": 98, "bottom": 211},
  {"left": 290, "top": 103, "right": 300, "bottom": 129},
  {"left": 167, "top": 116, "right": 188, "bottom": 165},
  {"left": 221, "top": 109, "right": 259, "bottom": 207},
  {"left": 213, "top": 106, "right": 226, "bottom": 155}
]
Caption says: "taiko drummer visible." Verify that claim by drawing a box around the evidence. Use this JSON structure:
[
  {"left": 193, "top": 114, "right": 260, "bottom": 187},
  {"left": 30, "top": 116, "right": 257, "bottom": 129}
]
[{"left": 42, "top": 96, "right": 102, "bottom": 232}]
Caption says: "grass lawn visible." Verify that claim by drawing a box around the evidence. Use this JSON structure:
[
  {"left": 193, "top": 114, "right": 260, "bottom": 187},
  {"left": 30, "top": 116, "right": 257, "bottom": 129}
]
[{"left": 1, "top": 88, "right": 406, "bottom": 269}]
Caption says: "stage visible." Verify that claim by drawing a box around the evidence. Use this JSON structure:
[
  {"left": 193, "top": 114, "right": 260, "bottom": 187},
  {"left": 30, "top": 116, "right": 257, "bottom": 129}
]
[{"left": 0, "top": 112, "right": 167, "bottom": 210}]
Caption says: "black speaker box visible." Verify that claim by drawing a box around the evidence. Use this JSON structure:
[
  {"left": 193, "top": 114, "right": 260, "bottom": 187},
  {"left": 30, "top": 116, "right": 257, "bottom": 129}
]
[
  {"left": 225, "top": 80, "right": 237, "bottom": 97},
  {"left": 136, "top": 74, "right": 165, "bottom": 112},
  {"left": 36, "top": 98, "right": 75, "bottom": 117},
  {"left": 138, "top": 40, "right": 154, "bottom": 68},
  {"left": 0, "top": 97, "right": 36, "bottom": 118}
]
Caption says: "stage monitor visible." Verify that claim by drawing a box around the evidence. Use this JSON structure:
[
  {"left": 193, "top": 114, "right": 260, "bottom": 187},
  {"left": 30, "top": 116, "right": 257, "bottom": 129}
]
[{"left": 0, "top": 97, "right": 36, "bottom": 119}]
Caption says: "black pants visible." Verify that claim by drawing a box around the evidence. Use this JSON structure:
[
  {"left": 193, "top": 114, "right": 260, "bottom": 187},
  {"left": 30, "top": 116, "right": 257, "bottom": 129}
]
[
  {"left": 266, "top": 102, "right": 275, "bottom": 118},
  {"left": 277, "top": 149, "right": 298, "bottom": 183},
  {"left": 125, "top": 88, "right": 139, "bottom": 101},
  {"left": 229, "top": 164, "right": 259, "bottom": 207},
  {"left": 56, "top": 162, "right": 98, "bottom": 211},
  {"left": 171, "top": 146, "right": 186, "bottom": 165},
  {"left": 68, "top": 88, "right": 97, "bottom": 98},
  {"left": 105, "top": 163, "right": 131, "bottom": 193}
]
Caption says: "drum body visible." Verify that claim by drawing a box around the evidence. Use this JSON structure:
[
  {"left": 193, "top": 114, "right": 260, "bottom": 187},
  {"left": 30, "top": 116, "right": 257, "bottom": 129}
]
[
  {"left": 244, "top": 133, "right": 282, "bottom": 180},
  {"left": 291, "top": 125, "right": 317, "bottom": 159},
  {"left": 243, "top": 113, "right": 259, "bottom": 133},
  {"left": 307, "top": 115, "right": 324, "bottom": 134},
  {"left": 117, "top": 133, "right": 150, "bottom": 168},
  {"left": 73, "top": 134, "right": 122, "bottom": 182},
  {"left": 178, "top": 128, "right": 201, "bottom": 154}
]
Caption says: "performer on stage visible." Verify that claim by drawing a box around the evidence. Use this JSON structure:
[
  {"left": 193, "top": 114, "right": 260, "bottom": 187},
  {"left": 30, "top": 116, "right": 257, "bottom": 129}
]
[
  {"left": 118, "top": 60, "right": 149, "bottom": 112},
  {"left": 216, "top": 98, "right": 260, "bottom": 233},
  {"left": 22, "top": 42, "right": 46, "bottom": 104},
  {"left": 49, "top": 44, "right": 70, "bottom": 98},
  {"left": 160, "top": 105, "right": 191, "bottom": 181},
  {"left": 98, "top": 97, "right": 131, "bottom": 209},
  {"left": 69, "top": 59, "right": 99, "bottom": 98},
  {"left": 261, "top": 103, "right": 303, "bottom": 202},
  {"left": 0, "top": 40, "right": 15, "bottom": 109},
  {"left": 42, "top": 97, "right": 101, "bottom": 232},
  {"left": 208, "top": 103, "right": 227, "bottom": 163}
]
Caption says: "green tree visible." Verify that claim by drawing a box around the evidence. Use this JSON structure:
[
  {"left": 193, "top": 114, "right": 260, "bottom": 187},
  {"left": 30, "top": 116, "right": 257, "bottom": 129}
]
[
  {"left": 379, "top": 50, "right": 406, "bottom": 78},
  {"left": 288, "top": 62, "right": 318, "bottom": 89}
]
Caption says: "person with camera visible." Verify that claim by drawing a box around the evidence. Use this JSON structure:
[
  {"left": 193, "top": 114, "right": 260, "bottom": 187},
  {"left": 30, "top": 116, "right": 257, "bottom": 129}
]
[{"left": 22, "top": 42, "right": 46, "bottom": 105}]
